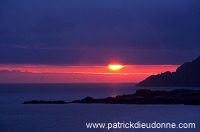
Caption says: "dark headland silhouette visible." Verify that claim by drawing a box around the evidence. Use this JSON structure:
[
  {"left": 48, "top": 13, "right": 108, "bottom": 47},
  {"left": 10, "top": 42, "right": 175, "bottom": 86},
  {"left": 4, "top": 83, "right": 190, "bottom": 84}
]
[{"left": 136, "top": 56, "right": 200, "bottom": 87}]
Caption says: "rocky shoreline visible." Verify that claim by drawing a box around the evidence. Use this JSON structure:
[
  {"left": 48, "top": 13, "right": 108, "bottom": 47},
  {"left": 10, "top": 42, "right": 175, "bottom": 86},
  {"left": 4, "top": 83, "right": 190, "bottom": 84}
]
[
  {"left": 22, "top": 89, "right": 200, "bottom": 105},
  {"left": 71, "top": 89, "right": 200, "bottom": 105}
]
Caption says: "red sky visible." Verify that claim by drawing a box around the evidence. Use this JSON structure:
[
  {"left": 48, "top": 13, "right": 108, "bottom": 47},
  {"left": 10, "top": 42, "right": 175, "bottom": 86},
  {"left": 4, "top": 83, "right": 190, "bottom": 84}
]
[{"left": 0, "top": 64, "right": 179, "bottom": 83}]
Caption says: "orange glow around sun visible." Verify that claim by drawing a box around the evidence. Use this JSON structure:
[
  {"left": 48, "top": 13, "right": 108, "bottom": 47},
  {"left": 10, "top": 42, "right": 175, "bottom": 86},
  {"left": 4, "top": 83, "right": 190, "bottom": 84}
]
[
  {"left": 0, "top": 64, "right": 180, "bottom": 83},
  {"left": 108, "top": 65, "right": 124, "bottom": 70}
]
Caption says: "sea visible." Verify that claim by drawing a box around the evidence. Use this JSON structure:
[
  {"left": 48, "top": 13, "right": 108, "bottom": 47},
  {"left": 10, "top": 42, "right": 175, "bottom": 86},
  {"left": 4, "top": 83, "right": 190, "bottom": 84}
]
[{"left": 0, "top": 83, "right": 199, "bottom": 132}]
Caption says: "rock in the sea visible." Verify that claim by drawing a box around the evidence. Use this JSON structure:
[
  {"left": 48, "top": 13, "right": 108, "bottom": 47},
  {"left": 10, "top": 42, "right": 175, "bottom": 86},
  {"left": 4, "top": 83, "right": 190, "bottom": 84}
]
[{"left": 22, "top": 100, "right": 68, "bottom": 104}]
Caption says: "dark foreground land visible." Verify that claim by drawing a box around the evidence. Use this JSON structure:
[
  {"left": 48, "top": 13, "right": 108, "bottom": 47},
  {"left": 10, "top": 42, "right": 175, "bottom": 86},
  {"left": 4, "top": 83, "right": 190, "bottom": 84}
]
[
  {"left": 22, "top": 89, "right": 200, "bottom": 105},
  {"left": 71, "top": 89, "right": 200, "bottom": 105}
]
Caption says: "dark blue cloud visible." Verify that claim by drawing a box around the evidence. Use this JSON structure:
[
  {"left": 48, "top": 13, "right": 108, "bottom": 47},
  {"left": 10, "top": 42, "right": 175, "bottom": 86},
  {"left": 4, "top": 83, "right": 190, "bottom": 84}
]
[
  {"left": 0, "top": 47, "right": 199, "bottom": 65},
  {"left": 0, "top": 0, "right": 200, "bottom": 65}
]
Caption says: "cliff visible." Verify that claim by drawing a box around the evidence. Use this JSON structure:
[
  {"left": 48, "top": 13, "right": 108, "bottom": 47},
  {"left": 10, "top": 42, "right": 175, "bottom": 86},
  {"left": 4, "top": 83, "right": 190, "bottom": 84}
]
[{"left": 136, "top": 56, "right": 200, "bottom": 87}]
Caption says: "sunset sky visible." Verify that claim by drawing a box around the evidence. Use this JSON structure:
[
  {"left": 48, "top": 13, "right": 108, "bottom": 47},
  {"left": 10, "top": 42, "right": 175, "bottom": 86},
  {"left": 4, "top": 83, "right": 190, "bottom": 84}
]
[{"left": 0, "top": 0, "right": 199, "bottom": 83}]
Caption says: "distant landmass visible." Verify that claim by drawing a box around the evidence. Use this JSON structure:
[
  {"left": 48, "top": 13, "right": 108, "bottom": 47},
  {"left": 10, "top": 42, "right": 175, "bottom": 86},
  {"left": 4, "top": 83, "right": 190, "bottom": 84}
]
[{"left": 136, "top": 56, "right": 200, "bottom": 87}]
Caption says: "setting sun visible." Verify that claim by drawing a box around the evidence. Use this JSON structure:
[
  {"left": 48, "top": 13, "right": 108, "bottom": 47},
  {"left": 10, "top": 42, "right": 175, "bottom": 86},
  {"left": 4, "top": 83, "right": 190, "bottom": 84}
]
[{"left": 108, "top": 65, "right": 124, "bottom": 70}]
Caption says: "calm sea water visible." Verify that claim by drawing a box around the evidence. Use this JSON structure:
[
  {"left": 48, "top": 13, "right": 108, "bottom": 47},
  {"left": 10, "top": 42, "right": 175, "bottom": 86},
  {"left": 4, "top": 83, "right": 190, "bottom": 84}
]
[
  {"left": 0, "top": 83, "right": 136, "bottom": 104},
  {"left": 1, "top": 83, "right": 200, "bottom": 104},
  {"left": 0, "top": 83, "right": 200, "bottom": 132}
]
